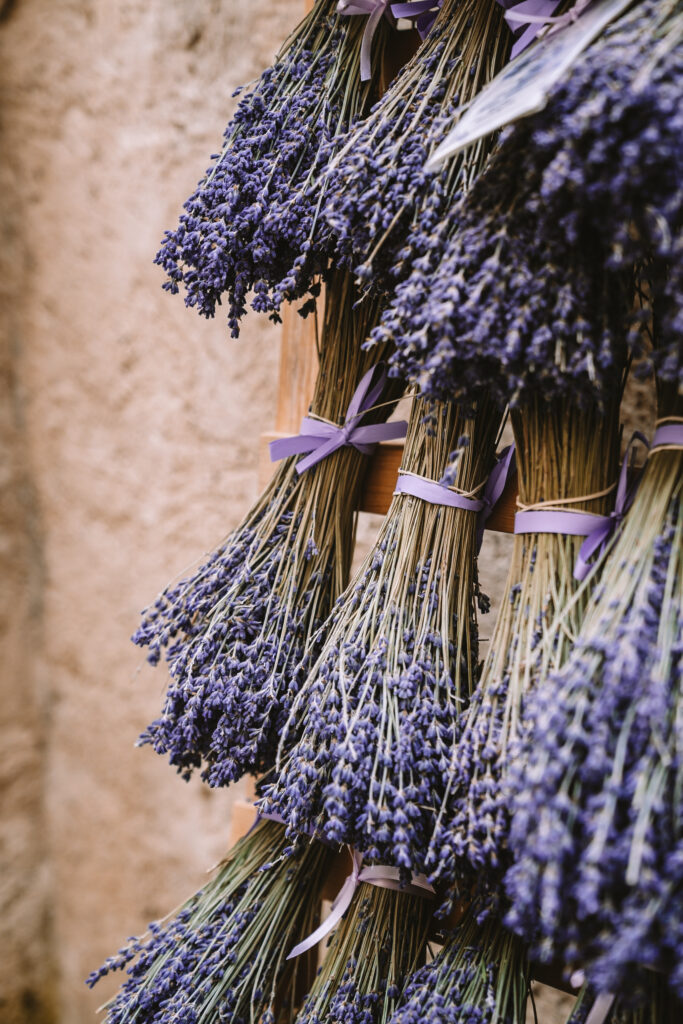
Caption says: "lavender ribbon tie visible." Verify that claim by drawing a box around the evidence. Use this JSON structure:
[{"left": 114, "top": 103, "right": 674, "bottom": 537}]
[
  {"left": 651, "top": 422, "right": 683, "bottom": 450},
  {"left": 270, "top": 364, "right": 408, "bottom": 475},
  {"left": 287, "top": 849, "right": 433, "bottom": 960},
  {"left": 390, "top": 1, "right": 442, "bottom": 39},
  {"left": 337, "top": 0, "right": 390, "bottom": 81},
  {"left": 574, "top": 431, "right": 648, "bottom": 581},
  {"left": 394, "top": 444, "right": 515, "bottom": 551}
]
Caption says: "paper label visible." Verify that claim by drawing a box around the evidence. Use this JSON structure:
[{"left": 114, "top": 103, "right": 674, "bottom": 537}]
[{"left": 426, "top": 0, "right": 634, "bottom": 169}]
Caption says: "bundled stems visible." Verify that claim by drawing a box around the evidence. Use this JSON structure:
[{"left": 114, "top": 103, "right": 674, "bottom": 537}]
[
  {"left": 135, "top": 268, "right": 404, "bottom": 786},
  {"left": 389, "top": 901, "right": 529, "bottom": 1024},
  {"left": 294, "top": 879, "right": 433, "bottom": 1024},
  {"left": 262, "top": 392, "right": 505, "bottom": 873},
  {"left": 428, "top": 390, "right": 623, "bottom": 911},
  {"left": 87, "top": 819, "right": 335, "bottom": 1024}
]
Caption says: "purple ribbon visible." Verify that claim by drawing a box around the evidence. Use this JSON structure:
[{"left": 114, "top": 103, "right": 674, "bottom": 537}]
[
  {"left": 496, "top": 0, "right": 578, "bottom": 58},
  {"left": 287, "top": 849, "right": 433, "bottom": 960},
  {"left": 514, "top": 433, "right": 648, "bottom": 582},
  {"left": 337, "top": 0, "right": 391, "bottom": 81},
  {"left": 394, "top": 444, "right": 515, "bottom": 550},
  {"left": 270, "top": 364, "right": 408, "bottom": 475},
  {"left": 585, "top": 994, "right": 616, "bottom": 1024},
  {"left": 390, "top": 1, "right": 442, "bottom": 39},
  {"left": 651, "top": 422, "right": 683, "bottom": 450}
]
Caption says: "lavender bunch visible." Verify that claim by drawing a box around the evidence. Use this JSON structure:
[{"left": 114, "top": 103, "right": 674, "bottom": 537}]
[
  {"left": 261, "top": 392, "right": 505, "bottom": 874},
  {"left": 87, "top": 819, "right": 334, "bottom": 1024},
  {"left": 388, "top": 902, "right": 529, "bottom": 1024},
  {"left": 428, "top": 392, "right": 623, "bottom": 912},
  {"left": 377, "top": 0, "right": 683, "bottom": 407},
  {"left": 308, "top": 0, "right": 508, "bottom": 297},
  {"left": 155, "top": 1, "right": 391, "bottom": 334},
  {"left": 293, "top": 879, "right": 432, "bottom": 1024},
  {"left": 504, "top": 395, "right": 683, "bottom": 996},
  {"left": 135, "top": 271, "right": 404, "bottom": 786}
]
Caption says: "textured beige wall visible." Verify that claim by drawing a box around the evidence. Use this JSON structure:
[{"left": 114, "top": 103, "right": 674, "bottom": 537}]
[{"left": 0, "top": 1, "right": 299, "bottom": 1021}]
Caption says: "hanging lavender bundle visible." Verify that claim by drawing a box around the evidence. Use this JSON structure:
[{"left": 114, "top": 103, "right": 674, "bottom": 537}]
[
  {"left": 504, "top": 383, "right": 683, "bottom": 996},
  {"left": 292, "top": 863, "right": 433, "bottom": 1024},
  {"left": 155, "top": 0, "right": 392, "bottom": 334},
  {"left": 135, "top": 270, "right": 404, "bottom": 787},
  {"left": 87, "top": 819, "right": 334, "bottom": 1024},
  {"left": 428, "top": 390, "right": 624, "bottom": 912},
  {"left": 377, "top": 0, "right": 683, "bottom": 404},
  {"left": 261, "top": 391, "right": 505, "bottom": 874},
  {"left": 388, "top": 902, "right": 529, "bottom": 1024},
  {"left": 294, "top": 0, "right": 509, "bottom": 301}
]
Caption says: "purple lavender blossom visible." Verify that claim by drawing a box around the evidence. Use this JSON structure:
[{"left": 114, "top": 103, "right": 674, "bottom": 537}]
[
  {"left": 155, "top": 3, "right": 388, "bottom": 335},
  {"left": 375, "top": 0, "right": 683, "bottom": 406}
]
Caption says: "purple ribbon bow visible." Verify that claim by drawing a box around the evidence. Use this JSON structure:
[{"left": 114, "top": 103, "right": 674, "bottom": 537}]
[
  {"left": 287, "top": 848, "right": 433, "bottom": 960},
  {"left": 390, "top": 1, "right": 442, "bottom": 39},
  {"left": 496, "top": 0, "right": 593, "bottom": 58},
  {"left": 394, "top": 443, "right": 515, "bottom": 550},
  {"left": 270, "top": 364, "right": 408, "bottom": 475},
  {"left": 337, "top": 0, "right": 391, "bottom": 81}
]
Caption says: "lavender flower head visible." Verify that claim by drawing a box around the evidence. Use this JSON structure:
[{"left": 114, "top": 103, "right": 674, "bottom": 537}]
[
  {"left": 376, "top": 0, "right": 683, "bottom": 406},
  {"left": 155, "top": 2, "right": 389, "bottom": 335}
]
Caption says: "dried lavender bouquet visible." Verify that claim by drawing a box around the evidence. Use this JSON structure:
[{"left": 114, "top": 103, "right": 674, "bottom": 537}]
[
  {"left": 388, "top": 902, "right": 529, "bottom": 1024},
  {"left": 87, "top": 819, "right": 334, "bottom": 1024},
  {"left": 292, "top": 0, "right": 509, "bottom": 302},
  {"left": 428, "top": 389, "right": 624, "bottom": 913},
  {"left": 293, "top": 875, "right": 433, "bottom": 1024},
  {"left": 155, "top": 0, "right": 391, "bottom": 334},
  {"left": 135, "top": 269, "right": 404, "bottom": 787},
  {"left": 378, "top": 0, "right": 683, "bottom": 405},
  {"left": 261, "top": 391, "right": 505, "bottom": 874},
  {"left": 505, "top": 384, "right": 683, "bottom": 997}
]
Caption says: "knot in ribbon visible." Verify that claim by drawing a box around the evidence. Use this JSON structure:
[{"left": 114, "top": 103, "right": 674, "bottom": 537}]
[
  {"left": 270, "top": 364, "right": 408, "bottom": 475},
  {"left": 287, "top": 848, "right": 433, "bottom": 960},
  {"left": 394, "top": 443, "right": 515, "bottom": 551},
  {"left": 337, "top": 0, "right": 391, "bottom": 81},
  {"left": 496, "top": 0, "right": 592, "bottom": 58},
  {"left": 390, "top": 1, "right": 442, "bottom": 39}
]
